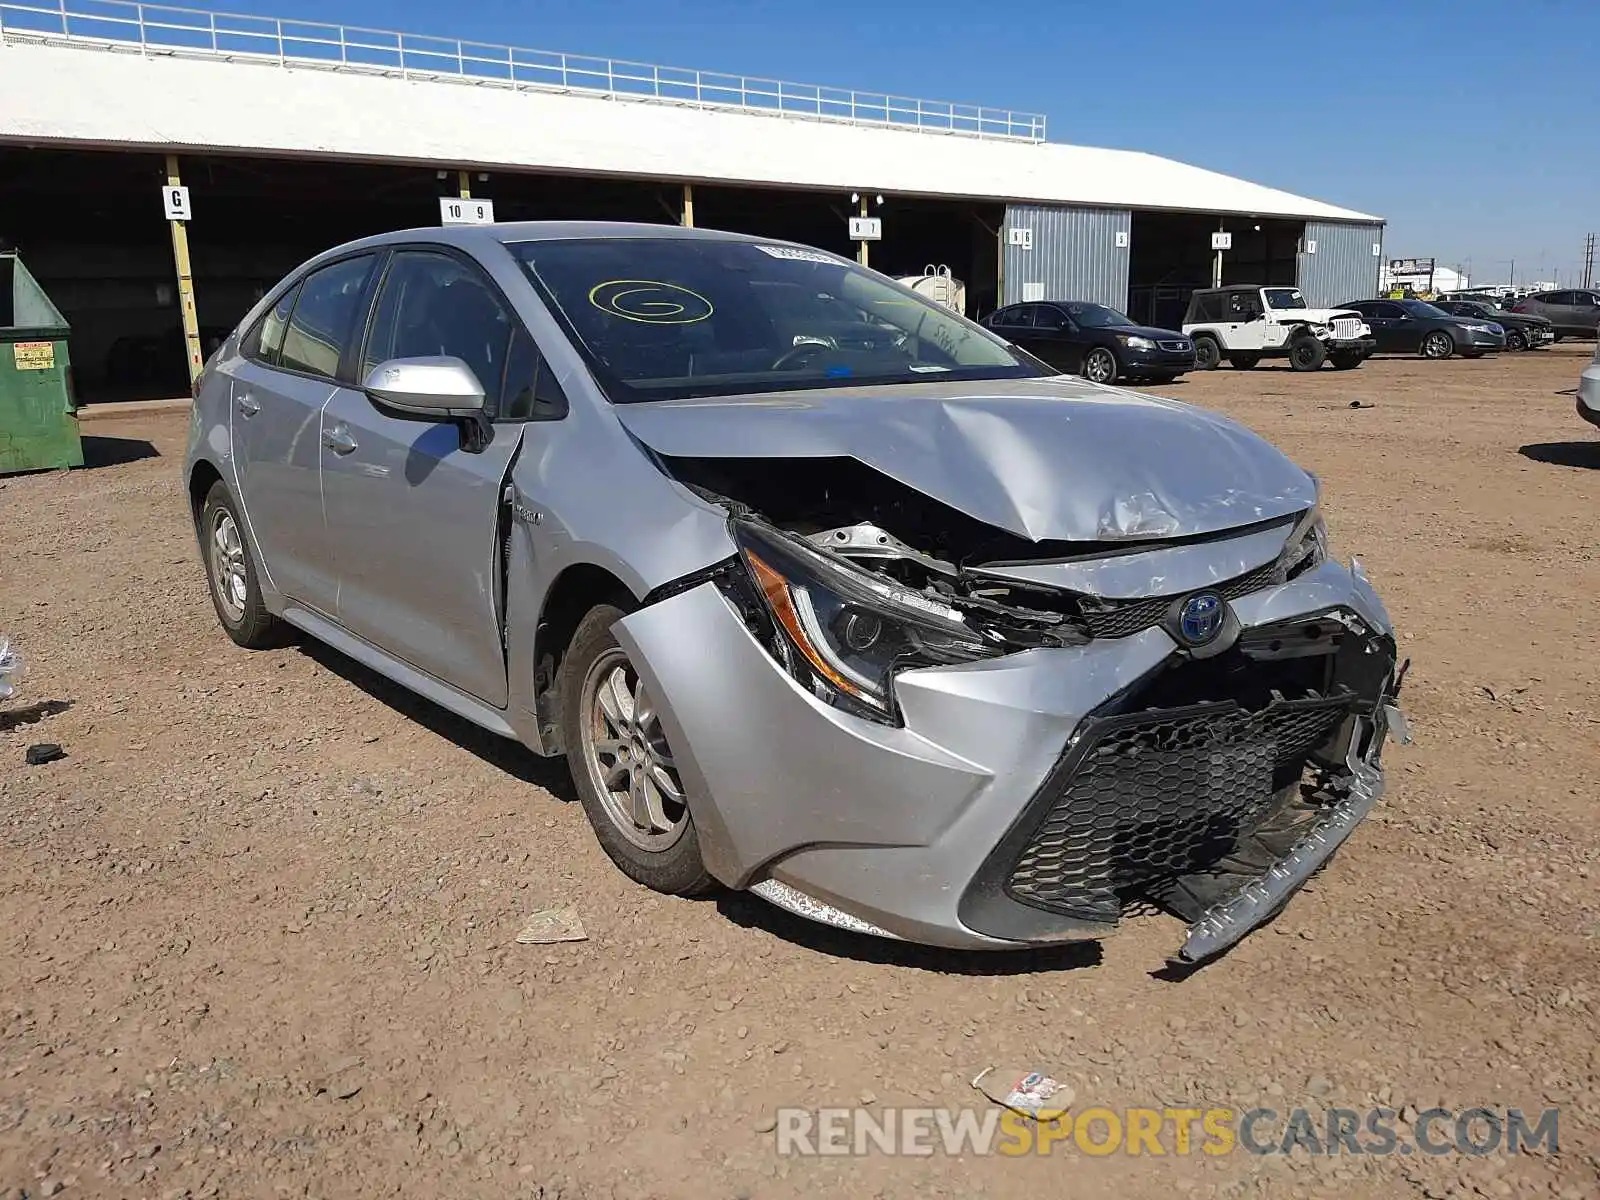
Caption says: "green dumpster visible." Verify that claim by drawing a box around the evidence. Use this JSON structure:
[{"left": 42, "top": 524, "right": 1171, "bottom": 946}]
[{"left": 0, "top": 252, "right": 83, "bottom": 475}]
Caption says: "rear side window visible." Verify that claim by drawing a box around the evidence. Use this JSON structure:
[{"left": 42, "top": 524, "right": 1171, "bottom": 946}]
[
  {"left": 280, "top": 255, "right": 377, "bottom": 381},
  {"left": 241, "top": 285, "right": 299, "bottom": 365},
  {"left": 1541, "top": 292, "right": 1572, "bottom": 306}
]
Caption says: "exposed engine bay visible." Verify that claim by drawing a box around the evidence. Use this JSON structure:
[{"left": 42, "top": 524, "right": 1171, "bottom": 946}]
[{"left": 661, "top": 453, "right": 1321, "bottom": 656}]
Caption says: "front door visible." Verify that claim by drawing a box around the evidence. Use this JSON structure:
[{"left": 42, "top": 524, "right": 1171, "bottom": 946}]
[
  {"left": 320, "top": 248, "right": 533, "bottom": 707},
  {"left": 1363, "top": 302, "right": 1409, "bottom": 352},
  {"left": 229, "top": 255, "right": 378, "bottom": 613},
  {"left": 1030, "top": 305, "right": 1085, "bottom": 371}
]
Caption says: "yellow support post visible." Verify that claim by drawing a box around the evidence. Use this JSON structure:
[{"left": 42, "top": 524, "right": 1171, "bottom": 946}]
[
  {"left": 681, "top": 183, "right": 695, "bottom": 228},
  {"left": 458, "top": 170, "right": 472, "bottom": 200},
  {"left": 858, "top": 195, "right": 870, "bottom": 268},
  {"left": 164, "top": 154, "right": 203, "bottom": 387}
]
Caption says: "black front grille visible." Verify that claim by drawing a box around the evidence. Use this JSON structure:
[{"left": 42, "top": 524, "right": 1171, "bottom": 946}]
[
  {"left": 1005, "top": 696, "right": 1348, "bottom": 920},
  {"left": 1077, "top": 561, "right": 1278, "bottom": 640},
  {"left": 1158, "top": 339, "right": 1192, "bottom": 352}
]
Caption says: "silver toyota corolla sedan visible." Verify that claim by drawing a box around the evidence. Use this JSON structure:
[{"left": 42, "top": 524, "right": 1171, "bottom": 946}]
[{"left": 184, "top": 222, "right": 1407, "bottom": 963}]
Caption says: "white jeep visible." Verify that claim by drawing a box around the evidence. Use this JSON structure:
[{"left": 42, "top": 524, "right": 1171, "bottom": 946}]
[{"left": 1182, "top": 285, "right": 1376, "bottom": 371}]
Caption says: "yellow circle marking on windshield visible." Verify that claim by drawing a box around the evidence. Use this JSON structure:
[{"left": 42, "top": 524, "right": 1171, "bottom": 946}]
[{"left": 588, "top": 280, "right": 714, "bottom": 325}]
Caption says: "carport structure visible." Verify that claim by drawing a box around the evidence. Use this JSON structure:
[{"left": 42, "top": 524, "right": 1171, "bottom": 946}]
[{"left": 0, "top": 0, "right": 1382, "bottom": 400}]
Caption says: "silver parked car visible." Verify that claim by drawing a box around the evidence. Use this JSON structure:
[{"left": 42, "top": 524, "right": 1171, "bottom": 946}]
[{"left": 184, "top": 223, "right": 1407, "bottom": 963}]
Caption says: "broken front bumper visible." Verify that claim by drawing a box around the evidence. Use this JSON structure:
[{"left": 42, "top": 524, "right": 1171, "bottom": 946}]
[{"left": 614, "top": 556, "right": 1402, "bottom": 958}]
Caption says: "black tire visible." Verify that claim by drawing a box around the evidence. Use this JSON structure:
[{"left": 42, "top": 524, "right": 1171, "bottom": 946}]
[
  {"left": 1228, "top": 352, "right": 1261, "bottom": 370},
  {"left": 1421, "top": 330, "right": 1455, "bottom": 359},
  {"left": 1329, "top": 351, "right": 1364, "bottom": 370},
  {"left": 199, "top": 481, "right": 284, "bottom": 649},
  {"left": 1288, "top": 335, "right": 1326, "bottom": 372},
  {"left": 559, "top": 604, "right": 717, "bottom": 897},
  {"left": 1193, "top": 335, "right": 1221, "bottom": 370},
  {"left": 1081, "top": 346, "right": 1120, "bottom": 385},
  {"left": 1505, "top": 329, "right": 1527, "bottom": 352}
]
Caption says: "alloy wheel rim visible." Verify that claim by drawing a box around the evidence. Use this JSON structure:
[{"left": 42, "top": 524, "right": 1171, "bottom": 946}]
[
  {"left": 1086, "top": 351, "right": 1114, "bottom": 382},
  {"left": 209, "top": 510, "right": 248, "bottom": 622},
  {"left": 581, "top": 647, "right": 689, "bottom": 852},
  {"left": 1426, "top": 333, "right": 1449, "bottom": 358}
]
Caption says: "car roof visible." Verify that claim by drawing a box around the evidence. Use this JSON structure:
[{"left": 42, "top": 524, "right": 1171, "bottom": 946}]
[{"left": 293, "top": 221, "right": 837, "bottom": 272}]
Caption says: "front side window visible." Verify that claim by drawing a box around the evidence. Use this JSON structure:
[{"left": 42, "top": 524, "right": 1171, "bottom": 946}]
[
  {"left": 511, "top": 237, "right": 1039, "bottom": 402},
  {"left": 362, "top": 250, "right": 522, "bottom": 414},
  {"left": 1263, "top": 288, "right": 1307, "bottom": 310},
  {"left": 1399, "top": 300, "right": 1449, "bottom": 318},
  {"left": 280, "top": 256, "right": 376, "bottom": 380},
  {"left": 1062, "top": 303, "right": 1132, "bottom": 328}
]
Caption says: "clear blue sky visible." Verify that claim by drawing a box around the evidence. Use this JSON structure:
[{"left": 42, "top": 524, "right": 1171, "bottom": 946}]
[{"left": 253, "top": 0, "right": 1595, "bottom": 286}]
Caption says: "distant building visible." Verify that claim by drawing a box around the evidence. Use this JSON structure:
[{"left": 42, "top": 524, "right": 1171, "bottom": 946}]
[{"left": 1379, "top": 259, "right": 1468, "bottom": 296}]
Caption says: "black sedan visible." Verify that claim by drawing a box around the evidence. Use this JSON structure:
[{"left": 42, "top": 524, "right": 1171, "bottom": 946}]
[
  {"left": 1338, "top": 299, "right": 1506, "bottom": 359},
  {"left": 984, "top": 301, "right": 1195, "bottom": 384},
  {"left": 1433, "top": 299, "right": 1553, "bottom": 351}
]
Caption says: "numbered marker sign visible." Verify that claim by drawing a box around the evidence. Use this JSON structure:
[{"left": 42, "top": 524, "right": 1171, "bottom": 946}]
[
  {"left": 1211, "top": 231, "right": 1233, "bottom": 251},
  {"left": 162, "top": 185, "right": 192, "bottom": 221},
  {"left": 848, "top": 216, "right": 882, "bottom": 242},
  {"left": 440, "top": 197, "right": 496, "bottom": 226}
]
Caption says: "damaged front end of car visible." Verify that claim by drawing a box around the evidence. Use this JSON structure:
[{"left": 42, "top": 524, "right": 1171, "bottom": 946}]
[{"left": 608, "top": 388, "right": 1406, "bottom": 963}]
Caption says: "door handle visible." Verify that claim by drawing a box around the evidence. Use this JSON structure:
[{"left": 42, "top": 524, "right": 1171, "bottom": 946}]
[
  {"left": 236, "top": 392, "right": 261, "bottom": 418},
  {"left": 321, "top": 425, "right": 358, "bottom": 455}
]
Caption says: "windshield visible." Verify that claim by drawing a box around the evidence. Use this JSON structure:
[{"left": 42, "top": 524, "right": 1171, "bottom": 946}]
[
  {"left": 511, "top": 237, "right": 1043, "bottom": 401},
  {"left": 1400, "top": 300, "right": 1451, "bottom": 318},
  {"left": 1062, "top": 302, "right": 1133, "bottom": 328},
  {"left": 1263, "top": 288, "right": 1308, "bottom": 310}
]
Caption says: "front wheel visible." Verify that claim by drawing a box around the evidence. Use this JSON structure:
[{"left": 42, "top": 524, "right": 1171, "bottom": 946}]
[
  {"left": 1081, "top": 347, "right": 1119, "bottom": 385},
  {"left": 1288, "top": 335, "right": 1327, "bottom": 371},
  {"left": 1422, "top": 330, "right": 1455, "bottom": 359},
  {"left": 1329, "top": 351, "right": 1364, "bottom": 370},
  {"left": 1193, "top": 335, "right": 1221, "bottom": 370},
  {"left": 560, "top": 604, "right": 717, "bottom": 897},
  {"left": 1505, "top": 329, "right": 1527, "bottom": 352}
]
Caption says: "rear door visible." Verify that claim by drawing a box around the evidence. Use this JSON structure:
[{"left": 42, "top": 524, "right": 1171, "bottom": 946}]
[
  {"left": 1538, "top": 292, "right": 1575, "bottom": 333},
  {"left": 319, "top": 247, "right": 553, "bottom": 707},
  {"left": 229, "top": 255, "right": 378, "bottom": 613},
  {"left": 1571, "top": 291, "right": 1600, "bottom": 335}
]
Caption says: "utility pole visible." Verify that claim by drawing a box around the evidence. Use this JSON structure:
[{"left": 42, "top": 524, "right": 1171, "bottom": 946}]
[{"left": 1583, "top": 233, "right": 1595, "bottom": 290}]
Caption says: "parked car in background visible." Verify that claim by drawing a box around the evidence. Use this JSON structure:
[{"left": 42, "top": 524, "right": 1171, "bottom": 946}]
[
  {"left": 182, "top": 222, "right": 1405, "bottom": 964},
  {"left": 1182, "top": 286, "right": 1374, "bottom": 371},
  {"left": 1432, "top": 299, "right": 1553, "bottom": 351},
  {"left": 983, "top": 300, "right": 1194, "bottom": 384},
  {"left": 1339, "top": 299, "right": 1505, "bottom": 359},
  {"left": 1579, "top": 340, "right": 1600, "bottom": 431},
  {"left": 1511, "top": 290, "right": 1600, "bottom": 340}
]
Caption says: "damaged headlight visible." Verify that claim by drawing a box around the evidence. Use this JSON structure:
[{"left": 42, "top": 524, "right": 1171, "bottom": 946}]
[
  {"left": 726, "top": 521, "right": 997, "bottom": 722},
  {"left": 1278, "top": 506, "right": 1329, "bottom": 581}
]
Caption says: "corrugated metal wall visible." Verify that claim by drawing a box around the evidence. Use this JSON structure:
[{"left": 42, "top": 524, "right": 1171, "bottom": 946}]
[
  {"left": 1002, "top": 204, "right": 1131, "bottom": 310},
  {"left": 1298, "top": 220, "right": 1384, "bottom": 307}
]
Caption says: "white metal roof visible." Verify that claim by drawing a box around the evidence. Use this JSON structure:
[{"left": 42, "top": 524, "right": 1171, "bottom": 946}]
[{"left": 0, "top": 36, "right": 1382, "bottom": 223}]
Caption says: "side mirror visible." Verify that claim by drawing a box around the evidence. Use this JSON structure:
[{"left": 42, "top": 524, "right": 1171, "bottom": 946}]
[{"left": 362, "top": 356, "right": 486, "bottom": 418}]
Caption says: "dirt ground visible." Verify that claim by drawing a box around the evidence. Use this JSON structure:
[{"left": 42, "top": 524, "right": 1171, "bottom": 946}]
[{"left": 2, "top": 346, "right": 1598, "bottom": 1200}]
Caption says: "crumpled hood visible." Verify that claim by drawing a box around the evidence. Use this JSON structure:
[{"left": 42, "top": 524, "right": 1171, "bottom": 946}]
[{"left": 615, "top": 376, "right": 1317, "bottom": 542}]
